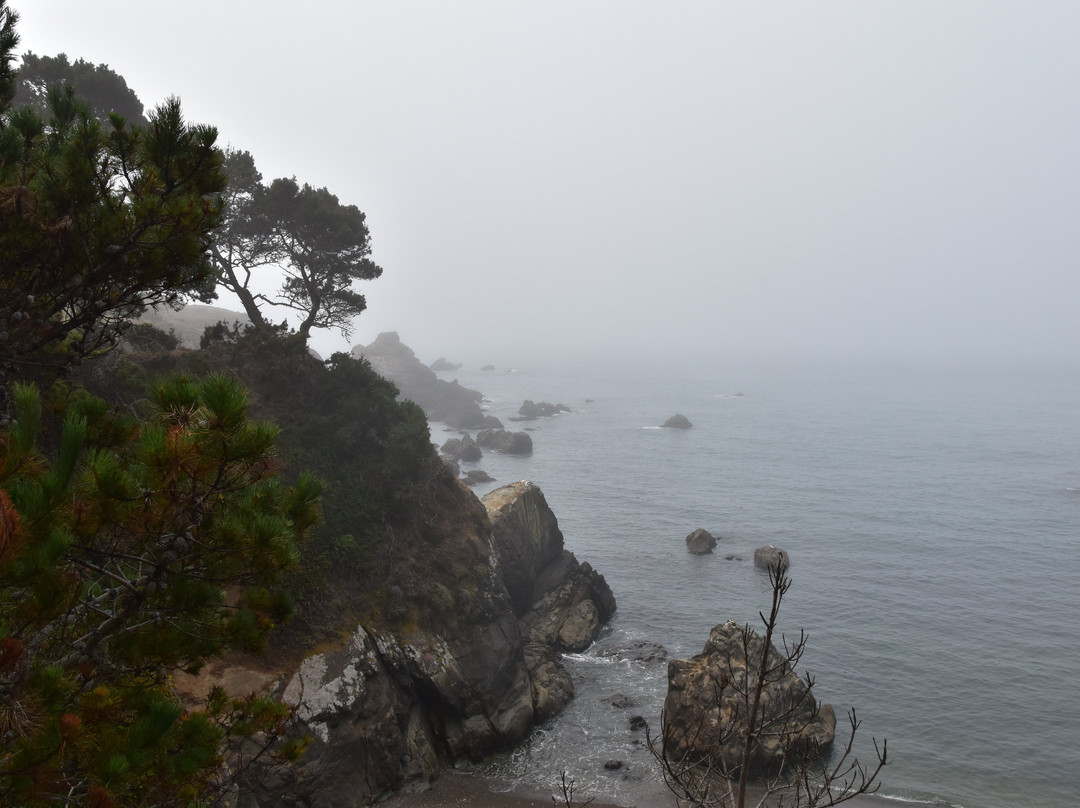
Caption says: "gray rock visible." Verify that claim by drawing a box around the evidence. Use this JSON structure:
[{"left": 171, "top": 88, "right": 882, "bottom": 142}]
[
  {"left": 662, "top": 413, "right": 693, "bottom": 429},
  {"left": 515, "top": 400, "right": 571, "bottom": 420},
  {"left": 237, "top": 480, "right": 616, "bottom": 806},
  {"left": 441, "top": 433, "right": 482, "bottom": 462},
  {"left": 686, "top": 528, "right": 718, "bottom": 554},
  {"left": 476, "top": 428, "right": 533, "bottom": 455},
  {"left": 663, "top": 620, "right": 835, "bottom": 776},
  {"left": 461, "top": 469, "right": 494, "bottom": 486},
  {"left": 754, "top": 545, "right": 790, "bottom": 573},
  {"left": 598, "top": 640, "right": 668, "bottom": 664}
]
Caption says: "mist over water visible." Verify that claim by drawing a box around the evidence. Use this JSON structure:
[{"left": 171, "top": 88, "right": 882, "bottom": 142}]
[{"left": 432, "top": 355, "right": 1080, "bottom": 808}]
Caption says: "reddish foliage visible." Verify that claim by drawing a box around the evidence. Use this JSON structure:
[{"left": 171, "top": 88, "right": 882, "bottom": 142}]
[{"left": 0, "top": 489, "right": 19, "bottom": 563}]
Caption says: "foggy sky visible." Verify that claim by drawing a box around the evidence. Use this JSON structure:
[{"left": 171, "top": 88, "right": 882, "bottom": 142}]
[{"left": 17, "top": 1, "right": 1080, "bottom": 367}]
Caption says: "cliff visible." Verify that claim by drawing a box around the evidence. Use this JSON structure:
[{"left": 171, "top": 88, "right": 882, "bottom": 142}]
[{"left": 238, "top": 481, "right": 615, "bottom": 807}]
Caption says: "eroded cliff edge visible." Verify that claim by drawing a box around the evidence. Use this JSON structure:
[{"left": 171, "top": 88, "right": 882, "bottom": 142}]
[{"left": 239, "top": 481, "right": 614, "bottom": 807}]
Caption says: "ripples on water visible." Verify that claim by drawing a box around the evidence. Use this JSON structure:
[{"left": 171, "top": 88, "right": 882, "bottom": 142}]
[{"left": 437, "top": 357, "right": 1080, "bottom": 808}]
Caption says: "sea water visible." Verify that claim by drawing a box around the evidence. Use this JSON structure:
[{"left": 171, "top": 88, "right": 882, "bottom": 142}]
[{"left": 429, "top": 355, "right": 1080, "bottom": 808}]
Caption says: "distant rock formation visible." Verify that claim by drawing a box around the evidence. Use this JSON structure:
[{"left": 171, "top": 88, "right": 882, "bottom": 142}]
[
  {"left": 664, "top": 620, "right": 835, "bottom": 776},
  {"left": 754, "top": 545, "right": 789, "bottom": 572},
  {"left": 481, "top": 364, "right": 496, "bottom": 371},
  {"left": 441, "top": 433, "right": 482, "bottom": 462},
  {"left": 429, "top": 357, "right": 462, "bottom": 371},
  {"left": 476, "top": 428, "right": 533, "bottom": 455},
  {"left": 238, "top": 481, "right": 614, "bottom": 805},
  {"left": 663, "top": 413, "right": 693, "bottom": 429},
  {"left": 685, "top": 528, "right": 718, "bottom": 555},
  {"left": 354, "top": 332, "right": 501, "bottom": 429},
  {"left": 514, "top": 400, "right": 571, "bottom": 421}
]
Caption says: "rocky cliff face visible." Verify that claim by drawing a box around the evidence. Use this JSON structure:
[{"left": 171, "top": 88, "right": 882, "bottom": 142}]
[{"left": 238, "top": 481, "right": 614, "bottom": 807}]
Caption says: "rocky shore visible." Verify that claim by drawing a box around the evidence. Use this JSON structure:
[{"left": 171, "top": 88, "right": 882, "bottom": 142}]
[{"left": 236, "top": 481, "right": 615, "bottom": 806}]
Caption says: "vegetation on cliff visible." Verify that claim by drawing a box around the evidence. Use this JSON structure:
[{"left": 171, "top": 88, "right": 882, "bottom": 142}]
[{"left": 0, "top": 7, "right": 459, "bottom": 802}]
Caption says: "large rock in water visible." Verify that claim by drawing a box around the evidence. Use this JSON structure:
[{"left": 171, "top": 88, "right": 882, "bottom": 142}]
[
  {"left": 237, "top": 481, "right": 614, "bottom": 807},
  {"left": 686, "top": 528, "right": 718, "bottom": 554},
  {"left": 476, "top": 428, "right": 533, "bottom": 455},
  {"left": 663, "top": 620, "right": 835, "bottom": 776},
  {"left": 663, "top": 413, "right": 693, "bottom": 429},
  {"left": 754, "top": 545, "right": 789, "bottom": 572},
  {"left": 354, "top": 332, "right": 499, "bottom": 429}
]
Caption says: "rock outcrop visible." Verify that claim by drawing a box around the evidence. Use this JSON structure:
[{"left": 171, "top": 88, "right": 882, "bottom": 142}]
[
  {"left": 238, "top": 481, "right": 614, "bottom": 806},
  {"left": 754, "top": 545, "right": 789, "bottom": 572},
  {"left": 514, "top": 400, "right": 571, "bottom": 420},
  {"left": 429, "top": 357, "right": 461, "bottom": 371},
  {"left": 354, "top": 332, "right": 501, "bottom": 429},
  {"left": 476, "top": 428, "right": 533, "bottom": 455},
  {"left": 441, "top": 433, "right": 482, "bottom": 462},
  {"left": 663, "top": 620, "right": 835, "bottom": 777},
  {"left": 686, "top": 528, "right": 718, "bottom": 554},
  {"left": 663, "top": 413, "right": 693, "bottom": 429}
]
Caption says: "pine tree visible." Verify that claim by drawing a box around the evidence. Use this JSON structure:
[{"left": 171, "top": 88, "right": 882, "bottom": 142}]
[
  {"left": 0, "top": 374, "right": 320, "bottom": 806},
  {"left": 0, "top": 5, "right": 226, "bottom": 396}
]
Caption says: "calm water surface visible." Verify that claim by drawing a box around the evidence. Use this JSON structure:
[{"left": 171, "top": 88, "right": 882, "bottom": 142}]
[{"left": 429, "top": 355, "right": 1079, "bottom": 808}]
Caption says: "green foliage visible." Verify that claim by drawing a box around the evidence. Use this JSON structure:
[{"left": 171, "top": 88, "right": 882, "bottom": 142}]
[
  {"left": 14, "top": 50, "right": 147, "bottom": 126},
  {"left": 122, "top": 322, "right": 182, "bottom": 353},
  {"left": 0, "top": 21, "right": 225, "bottom": 391},
  {"left": 0, "top": 373, "right": 321, "bottom": 806},
  {"left": 212, "top": 150, "right": 383, "bottom": 340},
  {"left": 0, "top": 2, "right": 17, "bottom": 110}
]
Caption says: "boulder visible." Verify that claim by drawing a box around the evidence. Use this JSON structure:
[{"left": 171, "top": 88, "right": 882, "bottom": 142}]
[
  {"left": 441, "top": 433, "right": 482, "bottom": 462},
  {"left": 597, "top": 640, "right": 668, "bottom": 664},
  {"left": 476, "top": 428, "right": 533, "bottom": 455},
  {"left": 663, "top": 620, "right": 835, "bottom": 776},
  {"left": 461, "top": 469, "right": 495, "bottom": 486},
  {"left": 686, "top": 528, "right": 718, "bottom": 555},
  {"left": 515, "top": 400, "right": 571, "bottom": 421},
  {"left": 662, "top": 413, "right": 693, "bottom": 429},
  {"left": 754, "top": 545, "right": 790, "bottom": 573}
]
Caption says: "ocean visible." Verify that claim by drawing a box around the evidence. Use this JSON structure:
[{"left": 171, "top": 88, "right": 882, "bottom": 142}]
[{"left": 428, "top": 355, "right": 1080, "bottom": 808}]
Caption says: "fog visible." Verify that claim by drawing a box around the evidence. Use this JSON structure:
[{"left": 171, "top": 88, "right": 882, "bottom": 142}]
[{"left": 19, "top": 1, "right": 1080, "bottom": 367}]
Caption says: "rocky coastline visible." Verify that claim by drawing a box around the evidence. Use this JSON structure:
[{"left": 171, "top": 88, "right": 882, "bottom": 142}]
[{"left": 236, "top": 481, "right": 615, "bottom": 807}]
